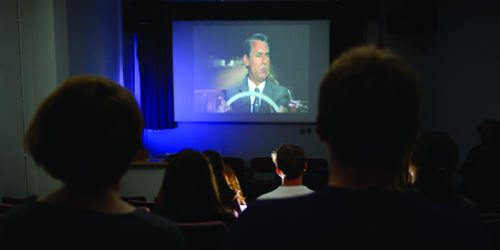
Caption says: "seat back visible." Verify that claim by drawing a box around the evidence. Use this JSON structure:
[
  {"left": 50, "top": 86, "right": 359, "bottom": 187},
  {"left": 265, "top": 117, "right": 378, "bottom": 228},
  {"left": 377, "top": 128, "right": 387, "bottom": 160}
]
[
  {"left": 178, "top": 221, "right": 228, "bottom": 250},
  {"left": 0, "top": 203, "right": 15, "bottom": 214},
  {"left": 247, "top": 157, "right": 280, "bottom": 202},
  {"left": 481, "top": 213, "right": 500, "bottom": 221},
  {"left": 222, "top": 157, "right": 244, "bottom": 174},
  {"left": 127, "top": 200, "right": 156, "bottom": 212},
  {"left": 2, "top": 196, "right": 26, "bottom": 205},
  {"left": 121, "top": 196, "right": 147, "bottom": 202},
  {"left": 250, "top": 157, "right": 276, "bottom": 174}
]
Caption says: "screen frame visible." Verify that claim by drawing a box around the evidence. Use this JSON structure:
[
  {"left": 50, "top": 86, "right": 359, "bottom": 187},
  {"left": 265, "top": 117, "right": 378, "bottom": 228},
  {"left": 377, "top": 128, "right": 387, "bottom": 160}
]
[{"left": 172, "top": 20, "right": 329, "bottom": 123}]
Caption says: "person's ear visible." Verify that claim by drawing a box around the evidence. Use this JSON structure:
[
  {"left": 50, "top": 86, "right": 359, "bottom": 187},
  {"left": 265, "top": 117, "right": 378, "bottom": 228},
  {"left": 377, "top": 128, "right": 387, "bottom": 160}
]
[
  {"left": 408, "top": 165, "right": 417, "bottom": 184},
  {"left": 316, "top": 112, "right": 327, "bottom": 141},
  {"left": 243, "top": 54, "right": 249, "bottom": 67},
  {"left": 304, "top": 162, "right": 308, "bottom": 172},
  {"left": 276, "top": 168, "right": 282, "bottom": 177}
]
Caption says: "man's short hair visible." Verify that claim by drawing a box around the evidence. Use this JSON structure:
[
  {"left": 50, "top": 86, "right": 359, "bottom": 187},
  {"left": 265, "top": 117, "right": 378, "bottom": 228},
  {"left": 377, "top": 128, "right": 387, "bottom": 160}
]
[
  {"left": 24, "top": 75, "right": 144, "bottom": 184},
  {"left": 243, "top": 33, "right": 269, "bottom": 57},
  {"left": 271, "top": 144, "right": 306, "bottom": 180},
  {"left": 317, "top": 46, "right": 422, "bottom": 167}
]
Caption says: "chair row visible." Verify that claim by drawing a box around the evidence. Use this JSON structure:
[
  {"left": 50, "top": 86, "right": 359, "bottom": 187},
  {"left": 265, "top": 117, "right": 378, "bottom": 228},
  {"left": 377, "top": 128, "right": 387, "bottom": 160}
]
[{"left": 1, "top": 154, "right": 328, "bottom": 208}]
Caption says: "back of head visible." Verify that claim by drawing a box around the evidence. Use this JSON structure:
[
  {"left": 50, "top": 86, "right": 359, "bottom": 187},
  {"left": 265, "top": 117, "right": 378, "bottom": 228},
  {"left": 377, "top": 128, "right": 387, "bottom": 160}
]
[
  {"left": 477, "top": 119, "right": 500, "bottom": 133},
  {"left": 410, "top": 131, "right": 459, "bottom": 176},
  {"left": 272, "top": 144, "right": 306, "bottom": 180},
  {"left": 157, "top": 149, "right": 225, "bottom": 221},
  {"left": 202, "top": 150, "right": 236, "bottom": 207},
  {"left": 203, "top": 150, "right": 227, "bottom": 177},
  {"left": 317, "top": 46, "right": 422, "bottom": 167},
  {"left": 409, "top": 131, "right": 460, "bottom": 205},
  {"left": 24, "top": 75, "right": 143, "bottom": 185}
]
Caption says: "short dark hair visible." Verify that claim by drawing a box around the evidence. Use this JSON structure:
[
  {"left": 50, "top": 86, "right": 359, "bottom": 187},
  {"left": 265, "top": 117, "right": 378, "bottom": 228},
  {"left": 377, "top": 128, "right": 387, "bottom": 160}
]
[
  {"left": 24, "top": 75, "right": 144, "bottom": 184},
  {"left": 410, "top": 131, "right": 458, "bottom": 176},
  {"left": 243, "top": 33, "right": 269, "bottom": 57},
  {"left": 317, "top": 46, "right": 422, "bottom": 167},
  {"left": 272, "top": 144, "right": 306, "bottom": 180}
]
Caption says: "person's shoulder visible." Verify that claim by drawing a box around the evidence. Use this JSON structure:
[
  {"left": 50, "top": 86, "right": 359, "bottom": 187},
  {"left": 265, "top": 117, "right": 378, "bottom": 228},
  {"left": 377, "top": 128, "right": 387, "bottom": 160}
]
[
  {"left": 266, "top": 81, "right": 288, "bottom": 92},
  {"left": 388, "top": 191, "right": 492, "bottom": 247},
  {"left": 226, "top": 82, "right": 246, "bottom": 98},
  {"left": 299, "top": 185, "right": 315, "bottom": 193},
  {"left": 236, "top": 191, "right": 314, "bottom": 220},
  {"left": 220, "top": 210, "right": 237, "bottom": 227},
  {"left": 128, "top": 210, "right": 187, "bottom": 249},
  {"left": 227, "top": 84, "right": 243, "bottom": 91},
  {"left": 221, "top": 191, "right": 329, "bottom": 250},
  {"left": 258, "top": 186, "right": 315, "bottom": 200},
  {"left": 0, "top": 196, "right": 43, "bottom": 223},
  {"left": 256, "top": 189, "right": 281, "bottom": 200},
  {"left": 223, "top": 188, "right": 493, "bottom": 250},
  {"left": 226, "top": 85, "right": 239, "bottom": 95},
  {"left": 468, "top": 143, "right": 482, "bottom": 153},
  {"left": 133, "top": 209, "right": 181, "bottom": 233},
  {"left": 422, "top": 203, "right": 493, "bottom": 248},
  {"left": 488, "top": 139, "right": 500, "bottom": 151}
]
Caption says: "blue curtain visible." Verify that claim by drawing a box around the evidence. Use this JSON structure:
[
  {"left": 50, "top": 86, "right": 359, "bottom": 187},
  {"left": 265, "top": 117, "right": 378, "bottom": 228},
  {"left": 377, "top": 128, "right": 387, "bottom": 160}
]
[{"left": 136, "top": 25, "right": 175, "bottom": 130}]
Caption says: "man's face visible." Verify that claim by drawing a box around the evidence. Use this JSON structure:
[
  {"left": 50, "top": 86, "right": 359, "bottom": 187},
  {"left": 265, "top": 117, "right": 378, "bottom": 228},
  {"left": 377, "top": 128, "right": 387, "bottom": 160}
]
[{"left": 244, "top": 40, "right": 270, "bottom": 85}]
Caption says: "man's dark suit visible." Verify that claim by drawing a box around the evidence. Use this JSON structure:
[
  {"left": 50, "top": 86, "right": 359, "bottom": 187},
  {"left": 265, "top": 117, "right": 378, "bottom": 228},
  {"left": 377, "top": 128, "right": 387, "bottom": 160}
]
[{"left": 225, "top": 76, "right": 290, "bottom": 113}]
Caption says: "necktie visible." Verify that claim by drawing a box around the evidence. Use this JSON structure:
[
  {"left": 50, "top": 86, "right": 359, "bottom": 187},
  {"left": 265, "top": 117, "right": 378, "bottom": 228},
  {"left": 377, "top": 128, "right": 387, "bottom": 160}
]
[{"left": 253, "top": 87, "right": 260, "bottom": 113}]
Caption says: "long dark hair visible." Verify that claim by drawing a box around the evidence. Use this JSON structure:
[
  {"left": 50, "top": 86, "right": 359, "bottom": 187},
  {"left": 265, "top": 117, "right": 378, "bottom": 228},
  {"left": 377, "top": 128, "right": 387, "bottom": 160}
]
[
  {"left": 156, "top": 149, "right": 226, "bottom": 222},
  {"left": 202, "top": 150, "right": 236, "bottom": 208}
]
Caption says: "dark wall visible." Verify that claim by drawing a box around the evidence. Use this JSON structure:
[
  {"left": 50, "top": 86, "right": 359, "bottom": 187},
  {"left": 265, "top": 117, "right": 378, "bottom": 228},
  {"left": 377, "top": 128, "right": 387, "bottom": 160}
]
[{"left": 422, "top": 1, "right": 500, "bottom": 166}]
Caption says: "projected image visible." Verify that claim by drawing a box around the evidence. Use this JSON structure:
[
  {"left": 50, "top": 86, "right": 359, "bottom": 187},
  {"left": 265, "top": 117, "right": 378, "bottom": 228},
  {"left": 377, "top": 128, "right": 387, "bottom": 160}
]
[{"left": 193, "top": 25, "right": 310, "bottom": 113}]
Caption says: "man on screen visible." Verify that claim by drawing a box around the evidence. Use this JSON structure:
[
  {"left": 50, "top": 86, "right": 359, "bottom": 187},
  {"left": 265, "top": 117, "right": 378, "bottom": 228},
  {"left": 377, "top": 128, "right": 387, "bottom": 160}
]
[{"left": 218, "top": 33, "right": 290, "bottom": 113}]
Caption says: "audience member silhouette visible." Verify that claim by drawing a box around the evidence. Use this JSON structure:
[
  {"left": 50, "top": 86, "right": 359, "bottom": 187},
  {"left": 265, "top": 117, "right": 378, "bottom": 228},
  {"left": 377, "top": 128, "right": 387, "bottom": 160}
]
[
  {"left": 0, "top": 75, "right": 185, "bottom": 249},
  {"left": 257, "top": 144, "right": 314, "bottom": 200},
  {"left": 459, "top": 119, "right": 500, "bottom": 213},
  {"left": 156, "top": 149, "right": 235, "bottom": 227},
  {"left": 203, "top": 150, "right": 245, "bottom": 214},
  {"left": 406, "top": 131, "right": 478, "bottom": 214},
  {"left": 221, "top": 46, "right": 493, "bottom": 249}
]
